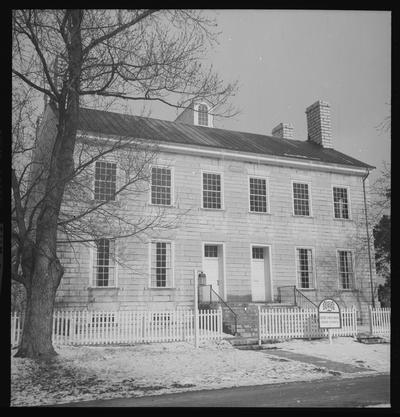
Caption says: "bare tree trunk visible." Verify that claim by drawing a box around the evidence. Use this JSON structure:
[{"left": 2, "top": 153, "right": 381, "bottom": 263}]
[{"left": 15, "top": 252, "right": 63, "bottom": 359}]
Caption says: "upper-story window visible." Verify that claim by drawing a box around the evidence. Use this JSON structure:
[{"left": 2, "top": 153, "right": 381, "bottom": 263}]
[
  {"left": 338, "top": 250, "right": 354, "bottom": 290},
  {"left": 198, "top": 104, "right": 209, "bottom": 126},
  {"left": 296, "top": 248, "right": 314, "bottom": 289},
  {"left": 333, "top": 187, "right": 350, "bottom": 219},
  {"left": 94, "top": 161, "right": 116, "bottom": 201},
  {"left": 150, "top": 241, "right": 173, "bottom": 288},
  {"left": 293, "top": 182, "right": 311, "bottom": 216},
  {"left": 249, "top": 177, "right": 268, "bottom": 213},
  {"left": 203, "top": 172, "right": 222, "bottom": 209},
  {"left": 92, "top": 238, "right": 116, "bottom": 287},
  {"left": 151, "top": 167, "right": 172, "bottom": 206}
]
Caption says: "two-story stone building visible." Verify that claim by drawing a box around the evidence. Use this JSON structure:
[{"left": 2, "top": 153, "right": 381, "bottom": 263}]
[{"left": 36, "top": 99, "right": 377, "bottom": 324}]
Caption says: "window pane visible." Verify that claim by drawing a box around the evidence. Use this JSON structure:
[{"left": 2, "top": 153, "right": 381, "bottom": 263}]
[
  {"left": 94, "top": 238, "right": 115, "bottom": 287},
  {"left": 250, "top": 178, "right": 267, "bottom": 212},
  {"left": 205, "top": 245, "right": 218, "bottom": 257},
  {"left": 296, "top": 248, "right": 313, "bottom": 288},
  {"left": 293, "top": 183, "right": 310, "bottom": 216},
  {"left": 333, "top": 187, "right": 349, "bottom": 219},
  {"left": 151, "top": 167, "right": 172, "bottom": 205},
  {"left": 252, "top": 247, "right": 264, "bottom": 259},
  {"left": 94, "top": 161, "right": 116, "bottom": 201},
  {"left": 203, "top": 173, "right": 221, "bottom": 209},
  {"left": 338, "top": 250, "right": 353, "bottom": 289},
  {"left": 151, "top": 242, "right": 172, "bottom": 287},
  {"left": 198, "top": 104, "right": 208, "bottom": 126}
]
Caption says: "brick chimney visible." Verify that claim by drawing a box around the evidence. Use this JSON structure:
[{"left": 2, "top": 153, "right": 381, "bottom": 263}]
[
  {"left": 271, "top": 123, "right": 295, "bottom": 140},
  {"left": 305, "top": 100, "right": 333, "bottom": 148}
]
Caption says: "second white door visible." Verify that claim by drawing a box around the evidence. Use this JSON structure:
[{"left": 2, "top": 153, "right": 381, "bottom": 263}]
[{"left": 203, "top": 244, "right": 221, "bottom": 300}]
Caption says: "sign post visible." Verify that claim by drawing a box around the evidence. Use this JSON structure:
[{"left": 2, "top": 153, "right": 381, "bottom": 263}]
[
  {"left": 193, "top": 269, "right": 199, "bottom": 348},
  {"left": 318, "top": 298, "right": 341, "bottom": 344}
]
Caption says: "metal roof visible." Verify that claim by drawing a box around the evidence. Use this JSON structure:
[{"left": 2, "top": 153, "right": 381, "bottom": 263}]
[{"left": 77, "top": 107, "right": 373, "bottom": 169}]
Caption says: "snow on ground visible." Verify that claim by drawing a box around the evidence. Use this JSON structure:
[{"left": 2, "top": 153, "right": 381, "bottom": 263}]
[
  {"left": 11, "top": 336, "right": 390, "bottom": 407},
  {"left": 275, "top": 336, "right": 390, "bottom": 373}
]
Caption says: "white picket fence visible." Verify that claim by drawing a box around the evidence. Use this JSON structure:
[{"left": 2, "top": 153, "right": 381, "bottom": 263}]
[
  {"left": 11, "top": 308, "right": 222, "bottom": 347},
  {"left": 370, "top": 307, "right": 390, "bottom": 337},
  {"left": 259, "top": 307, "right": 358, "bottom": 341}
]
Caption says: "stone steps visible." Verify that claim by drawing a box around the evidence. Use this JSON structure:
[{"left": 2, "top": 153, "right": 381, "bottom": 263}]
[
  {"left": 219, "top": 302, "right": 298, "bottom": 337},
  {"left": 226, "top": 336, "right": 280, "bottom": 350}
]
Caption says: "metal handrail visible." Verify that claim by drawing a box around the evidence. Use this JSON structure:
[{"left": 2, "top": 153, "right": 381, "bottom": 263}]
[
  {"left": 294, "top": 287, "right": 317, "bottom": 309},
  {"left": 210, "top": 287, "right": 238, "bottom": 335},
  {"left": 277, "top": 285, "right": 317, "bottom": 309}
]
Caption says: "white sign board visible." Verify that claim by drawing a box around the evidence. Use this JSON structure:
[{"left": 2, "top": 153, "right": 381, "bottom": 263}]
[{"left": 318, "top": 298, "right": 341, "bottom": 329}]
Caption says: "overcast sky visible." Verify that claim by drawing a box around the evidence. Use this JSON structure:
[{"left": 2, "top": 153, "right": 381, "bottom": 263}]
[{"left": 149, "top": 10, "right": 391, "bottom": 185}]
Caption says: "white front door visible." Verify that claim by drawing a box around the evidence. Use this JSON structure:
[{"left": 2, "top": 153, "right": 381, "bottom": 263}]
[
  {"left": 203, "top": 245, "right": 220, "bottom": 300},
  {"left": 251, "top": 246, "right": 271, "bottom": 302}
]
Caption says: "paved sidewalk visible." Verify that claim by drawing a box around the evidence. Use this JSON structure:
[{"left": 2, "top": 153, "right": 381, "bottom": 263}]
[{"left": 259, "top": 350, "right": 369, "bottom": 373}]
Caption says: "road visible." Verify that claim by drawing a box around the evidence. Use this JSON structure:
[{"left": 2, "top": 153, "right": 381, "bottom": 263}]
[{"left": 57, "top": 374, "right": 390, "bottom": 408}]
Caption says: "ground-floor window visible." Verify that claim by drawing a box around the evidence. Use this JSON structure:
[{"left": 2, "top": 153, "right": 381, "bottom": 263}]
[
  {"left": 92, "top": 238, "right": 116, "bottom": 287},
  {"left": 151, "top": 241, "right": 173, "bottom": 288},
  {"left": 296, "top": 248, "right": 314, "bottom": 289},
  {"left": 338, "top": 250, "right": 354, "bottom": 289}
]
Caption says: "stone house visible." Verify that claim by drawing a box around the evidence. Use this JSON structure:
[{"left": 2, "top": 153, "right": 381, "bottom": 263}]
[{"left": 35, "top": 99, "right": 377, "bottom": 325}]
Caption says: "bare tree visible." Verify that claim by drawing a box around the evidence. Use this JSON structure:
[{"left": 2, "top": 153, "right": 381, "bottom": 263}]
[{"left": 12, "top": 9, "right": 237, "bottom": 359}]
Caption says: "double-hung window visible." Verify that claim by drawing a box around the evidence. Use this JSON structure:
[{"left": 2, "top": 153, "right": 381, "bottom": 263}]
[
  {"left": 150, "top": 241, "right": 173, "bottom": 288},
  {"left": 94, "top": 161, "right": 116, "bottom": 201},
  {"left": 338, "top": 250, "right": 354, "bottom": 290},
  {"left": 203, "top": 172, "right": 222, "bottom": 209},
  {"left": 92, "top": 238, "right": 116, "bottom": 287},
  {"left": 333, "top": 187, "right": 350, "bottom": 219},
  {"left": 296, "top": 248, "right": 314, "bottom": 289},
  {"left": 151, "top": 167, "right": 172, "bottom": 206},
  {"left": 249, "top": 177, "right": 268, "bottom": 213},
  {"left": 293, "top": 182, "right": 311, "bottom": 216}
]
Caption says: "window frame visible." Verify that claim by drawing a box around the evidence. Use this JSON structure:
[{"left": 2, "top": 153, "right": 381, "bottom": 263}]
[
  {"left": 332, "top": 185, "right": 352, "bottom": 220},
  {"left": 201, "top": 170, "right": 224, "bottom": 210},
  {"left": 148, "top": 240, "right": 175, "bottom": 289},
  {"left": 292, "top": 180, "right": 312, "bottom": 217},
  {"left": 92, "top": 160, "right": 119, "bottom": 202},
  {"left": 204, "top": 244, "right": 219, "bottom": 258},
  {"left": 149, "top": 165, "right": 174, "bottom": 207},
  {"left": 248, "top": 175, "right": 270, "bottom": 214},
  {"left": 336, "top": 249, "right": 355, "bottom": 290},
  {"left": 89, "top": 238, "right": 118, "bottom": 288},
  {"left": 295, "top": 246, "right": 316, "bottom": 290}
]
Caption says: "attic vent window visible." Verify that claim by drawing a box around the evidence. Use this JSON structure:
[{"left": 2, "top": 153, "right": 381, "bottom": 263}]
[{"left": 198, "top": 104, "right": 209, "bottom": 126}]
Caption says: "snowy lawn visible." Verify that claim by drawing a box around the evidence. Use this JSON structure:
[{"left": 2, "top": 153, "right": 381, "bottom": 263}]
[
  {"left": 11, "top": 336, "right": 390, "bottom": 407},
  {"left": 275, "top": 336, "right": 390, "bottom": 373}
]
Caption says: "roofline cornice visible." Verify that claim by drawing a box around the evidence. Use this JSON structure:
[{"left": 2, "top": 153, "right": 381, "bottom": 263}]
[{"left": 76, "top": 130, "right": 372, "bottom": 176}]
